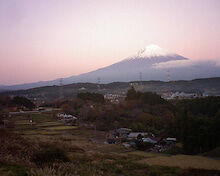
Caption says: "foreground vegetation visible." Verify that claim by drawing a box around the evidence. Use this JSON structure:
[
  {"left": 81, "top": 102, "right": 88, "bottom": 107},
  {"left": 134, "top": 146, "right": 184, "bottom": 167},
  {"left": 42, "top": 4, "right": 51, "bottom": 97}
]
[
  {"left": 0, "top": 112, "right": 220, "bottom": 176},
  {"left": 0, "top": 87, "right": 220, "bottom": 175}
]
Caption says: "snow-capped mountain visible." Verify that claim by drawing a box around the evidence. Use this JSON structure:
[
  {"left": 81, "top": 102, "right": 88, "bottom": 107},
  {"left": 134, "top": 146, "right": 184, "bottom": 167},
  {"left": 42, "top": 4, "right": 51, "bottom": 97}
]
[
  {"left": 1, "top": 45, "right": 220, "bottom": 90},
  {"left": 130, "top": 44, "right": 176, "bottom": 58}
]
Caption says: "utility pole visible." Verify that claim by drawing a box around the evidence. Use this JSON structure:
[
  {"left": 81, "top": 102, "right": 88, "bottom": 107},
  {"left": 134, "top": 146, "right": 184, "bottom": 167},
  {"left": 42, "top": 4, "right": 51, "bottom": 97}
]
[
  {"left": 139, "top": 72, "right": 143, "bottom": 91},
  {"left": 139, "top": 72, "right": 142, "bottom": 83},
  {"left": 59, "top": 78, "right": 63, "bottom": 99},
  {"left": 97, "top": 77, "right": 101, "bottom": 91},
  {"left": 167, "top": 70, "right": 170, "bottom": 82}
]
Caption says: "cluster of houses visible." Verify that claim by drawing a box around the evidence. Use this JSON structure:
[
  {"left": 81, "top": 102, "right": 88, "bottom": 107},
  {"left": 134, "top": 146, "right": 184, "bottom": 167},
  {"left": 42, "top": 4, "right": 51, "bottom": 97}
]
[
  {"left": 57, "top": 113, "right": 78, "bottom": 126},
  {"left": 159, "top": 91, "right": 219, "bottom": 100},
  {"left": 106, "top": 128, "right": 176, "bottom": 152},
  {"left": 161, "top": 92, "right": 203, "bottom": 100},
  {"left": 104, "top": 93, "right": 126, "bottom": 104}
]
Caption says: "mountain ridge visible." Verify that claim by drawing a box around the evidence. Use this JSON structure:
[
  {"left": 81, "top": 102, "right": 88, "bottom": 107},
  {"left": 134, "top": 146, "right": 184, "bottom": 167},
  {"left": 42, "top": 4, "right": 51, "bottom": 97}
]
[
  {"left": 1, "top": 44, "right": 220, "bottom": 90},
  {"left": 2, "top": 77, "right": 220, "bottom": 100}
]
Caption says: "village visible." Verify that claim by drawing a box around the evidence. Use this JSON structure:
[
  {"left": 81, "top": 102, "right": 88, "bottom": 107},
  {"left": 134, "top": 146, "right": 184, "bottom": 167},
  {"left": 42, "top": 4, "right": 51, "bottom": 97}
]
[
  {"left": 105, "top": 128, "right": 176, "bottom": 152},
  {"left": 57, "top": 112, "right": 177, "bottom": 153}
]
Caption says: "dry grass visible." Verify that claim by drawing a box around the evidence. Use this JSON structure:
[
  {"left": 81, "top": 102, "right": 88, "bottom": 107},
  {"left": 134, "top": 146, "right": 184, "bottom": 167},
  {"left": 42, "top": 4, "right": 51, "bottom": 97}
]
[
  {"left": 14, "top": 120, "right": 33, "bottom": 125},
  {"left": 22, "top": 130, "right": 61, "bottom": 135},
  {"left": 138, "top": 154, "right": 220, "bottom": 170},
  {"left": 127, "top": 151, "right": 164, "bottom": 158},
  {"left": 43, "top": 126, "right": 77, "bottom": 131},
  {"left": 0, "top": 128, "right": 40, "bottom": 165},
  {"left": 36, "top": 121, "right": 63, "bottom": 127}
]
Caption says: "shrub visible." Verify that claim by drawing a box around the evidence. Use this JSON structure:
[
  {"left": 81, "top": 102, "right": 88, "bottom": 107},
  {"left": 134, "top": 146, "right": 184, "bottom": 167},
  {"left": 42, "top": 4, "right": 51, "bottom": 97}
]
[
  {"left": 0, "top": 117, "right": 4, "bottom": 126},
  {"left": 163, "top": 146, "right": 184, "bottom": 155},
  {"left": 77, "top": 92, "right": 104, "bottom": 103},
  {"left": 0, "top": 162, "right": 27, "bottom": 176},
  {"left": 136, "top": 140, "right": 154, "bottom": 151},
  {"left": 31, "top": 147, "right": 70, "bottom": 166},
  {"left": 203, "top": 147, "right": 220, "bottom": 158},
  {"left": 12, "top": 96, "right": 35, "bottom": 110},
  {"left": 0, "top": 128, "right": 39, "bottom": 163}
]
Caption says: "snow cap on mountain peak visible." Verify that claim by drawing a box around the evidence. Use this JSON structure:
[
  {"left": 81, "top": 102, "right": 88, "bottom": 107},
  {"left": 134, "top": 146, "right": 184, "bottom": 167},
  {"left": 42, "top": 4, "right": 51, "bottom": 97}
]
[{"left": 136, "top": 44, "right": 173, "bottom": 58}]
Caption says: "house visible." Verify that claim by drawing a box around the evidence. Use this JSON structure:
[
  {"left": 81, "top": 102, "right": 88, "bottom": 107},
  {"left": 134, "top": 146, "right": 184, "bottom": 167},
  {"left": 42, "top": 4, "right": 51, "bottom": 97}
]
[
  {"left": 79, "top": 87, "right": 86, "bottom": 91},
  {"left": 117, "top": 128, "right": 132, "bottom": 137},
  {"left": 57, "top": 113, "right": 78, "bottom": 125},
  {"left": 128, "top": 132, "right": 148, "bottom": 140},
  {"left": 143, "top": 137, "right": 157, "bottom": 144},
  {"left": 165, "top": 137, "right": 177, "bottom": 144},
  {"left": 106, "top": 128, "right": 132, "bottom": 144},
  {"left": 143, "top": 137, "right": 163, "bottom": 144},
  {"left": 57, "top": 113, "right": 77, "bottom": 119}
]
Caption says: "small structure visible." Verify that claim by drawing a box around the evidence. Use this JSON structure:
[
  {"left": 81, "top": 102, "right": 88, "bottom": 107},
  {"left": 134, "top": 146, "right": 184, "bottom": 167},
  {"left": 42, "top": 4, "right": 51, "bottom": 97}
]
[
  {"left": 79, "top": 87, "right": 86, "bottom": 91},
  {"left": 117, "top": 128, "right": 132, "bottom": 137},
  {"left": 143, "top": 137, "right": 157, "bottom": 144},
  {"left": 143, "top": 137, "right": 163, "bottom": 144},
  {"left": 128, "top": 132, "right": 148, "bottom": 140},
  {"left": 57, "top": 113, "right": 77, "bottom": 125},
  {"left": 165, "top": 137, "right": 177, "bottom": 144},
  {"left": 106, "top": 128, "right": 132, "bottom": 144}
]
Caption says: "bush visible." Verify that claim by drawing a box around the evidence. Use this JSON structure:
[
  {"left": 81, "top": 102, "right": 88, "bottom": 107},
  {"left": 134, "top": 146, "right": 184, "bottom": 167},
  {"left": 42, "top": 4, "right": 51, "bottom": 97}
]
[
  {"left": 12, "top": 96, "right": 35, "bottom": 110},
  {"left": 203, "top": 147, "right": 220, "bottom": 158},
  {"left": 0, "top": 118, "right": 4, "bottom": 126},
  {"left": 162, "top": 146, "right": 184, "bottom": 155},
  {"left": 0, "top": 162, "right": 27, "bottom": 176},
  {"left": 136, "top": 140, "right": 154, "bottom": 151},
  {"left": 77, "top": 92, "right": 104, "bottom": 103},
  {"left": 31, "top": 147, "right": 70, "bottom": 166}
]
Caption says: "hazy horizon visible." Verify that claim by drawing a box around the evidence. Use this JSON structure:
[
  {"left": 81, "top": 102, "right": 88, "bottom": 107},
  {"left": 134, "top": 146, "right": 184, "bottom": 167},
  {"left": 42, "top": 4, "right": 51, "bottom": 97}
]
[{"left": 1, "top": 0, "right": 220, "bottom": 85}]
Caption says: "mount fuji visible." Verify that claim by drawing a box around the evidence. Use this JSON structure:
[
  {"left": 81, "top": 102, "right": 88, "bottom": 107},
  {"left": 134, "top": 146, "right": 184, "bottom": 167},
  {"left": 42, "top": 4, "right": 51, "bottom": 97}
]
[
  {"left": 1, "top": 44, "right": 220, "bottom": 90},
  {"left": 64, "top": 44, "right": 220, "bottom": 83}
]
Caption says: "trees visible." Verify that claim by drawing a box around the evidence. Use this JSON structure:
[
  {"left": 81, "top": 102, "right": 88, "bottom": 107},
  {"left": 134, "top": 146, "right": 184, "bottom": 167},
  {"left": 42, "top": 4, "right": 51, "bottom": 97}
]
[
  {"left": 0, "top": 95, "right": 11, "bottom": 107},
  {"left": 126, "top": 87, "right": 168, "bottom": 105},
  {"left": 168, "top": 111, "right": 220, "bottom": 154},
  {"left": 176, "top": 96, "right": 220, "bottom": 117},
  {"left": 125, "top": 86, "right": 138, "bottom": 100},
  {"left": 12, "top": 96, "right": 35, "bottom": 110},
  {"left": 77, "top": 92, "right": 105, "bottom": 103},
  {"left": 0, "top": 117, "right": 4, "bottom": 126}
]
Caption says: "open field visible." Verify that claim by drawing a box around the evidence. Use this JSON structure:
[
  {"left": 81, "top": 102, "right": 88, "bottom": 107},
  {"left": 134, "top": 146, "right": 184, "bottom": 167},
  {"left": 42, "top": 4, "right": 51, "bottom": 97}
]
[
  {"left": 127, "top": 151, "right": 220, "bottom": 170},
  {"left": 138, "top": 154, "right": 220, "bottom": 171},
  {"left": 128, "top": 151, "right": 166, "bottom": 158},
  {"left": 42, "top": 126, "right": 77, "bottom": 131},
  {"left": 36, "top": 121, "right": 63, "bottom": 127}
]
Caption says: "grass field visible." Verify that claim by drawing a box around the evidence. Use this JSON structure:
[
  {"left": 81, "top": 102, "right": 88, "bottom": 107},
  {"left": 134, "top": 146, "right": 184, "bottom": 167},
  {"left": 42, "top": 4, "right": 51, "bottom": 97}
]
[
  {"left": 43, "top": 126, "right": 77, "bottom": 131},
  {"left": 139, "top": 154, "right": 220, "bottom": 170},
  {"left": 128, "top": 151, "right": 220, "bottom": 171},
  {"left": 36, "top": 121, "right": 63, "bottom": 127},
  {"left": 10, "top": 113, "right": 77, "bottom": 135}
]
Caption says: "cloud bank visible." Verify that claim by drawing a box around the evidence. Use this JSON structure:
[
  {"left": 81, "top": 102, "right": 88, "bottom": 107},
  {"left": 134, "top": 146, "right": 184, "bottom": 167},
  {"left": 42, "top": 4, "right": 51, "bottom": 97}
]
[{"left": 152, "top": 59, "right": 220, "bottom": 69}]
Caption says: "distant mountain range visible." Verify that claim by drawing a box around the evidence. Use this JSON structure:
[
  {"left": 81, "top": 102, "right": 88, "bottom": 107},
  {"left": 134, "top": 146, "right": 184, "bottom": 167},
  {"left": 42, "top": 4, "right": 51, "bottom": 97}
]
[
  {"left": 2, "top": 77, "right": 220, "bottom": 100},
  {"left": 1, "top": 44, "right": 220, "bottom": 91}
]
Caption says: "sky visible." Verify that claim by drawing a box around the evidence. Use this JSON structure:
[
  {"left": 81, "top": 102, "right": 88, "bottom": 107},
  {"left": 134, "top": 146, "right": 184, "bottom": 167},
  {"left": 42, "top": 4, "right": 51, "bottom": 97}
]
[{"left": 0, "top": 0, "right": 220, "bottom": 85}]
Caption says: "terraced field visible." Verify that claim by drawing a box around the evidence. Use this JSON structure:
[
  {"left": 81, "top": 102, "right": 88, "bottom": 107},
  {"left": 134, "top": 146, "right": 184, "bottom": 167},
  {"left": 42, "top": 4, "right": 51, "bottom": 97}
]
[{"left": 8, "top": 113, "right": 78, "bottom": 136}]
